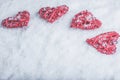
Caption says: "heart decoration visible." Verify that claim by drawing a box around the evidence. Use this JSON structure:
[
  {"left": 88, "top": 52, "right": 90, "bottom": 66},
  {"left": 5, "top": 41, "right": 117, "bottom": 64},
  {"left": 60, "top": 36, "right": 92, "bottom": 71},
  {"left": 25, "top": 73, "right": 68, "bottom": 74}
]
[
  {"left": 38, "top": 5, "right": 69, "bottom": 23},
  {"left": 71, "top": 10, "right": 102, "bottom": 30},
  {"left": 1, "top": 11, "right": 30, "bottom": 28},
  {"left": 86, "top": 31, "right": 120, "bottom": 55}
]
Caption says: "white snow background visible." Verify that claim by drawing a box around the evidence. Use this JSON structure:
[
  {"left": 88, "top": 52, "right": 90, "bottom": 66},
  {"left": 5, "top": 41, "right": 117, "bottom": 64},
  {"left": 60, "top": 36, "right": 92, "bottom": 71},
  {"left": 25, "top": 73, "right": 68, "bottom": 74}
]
[{"left": 0, "top": 0, "right": 120, "bottom": 80}]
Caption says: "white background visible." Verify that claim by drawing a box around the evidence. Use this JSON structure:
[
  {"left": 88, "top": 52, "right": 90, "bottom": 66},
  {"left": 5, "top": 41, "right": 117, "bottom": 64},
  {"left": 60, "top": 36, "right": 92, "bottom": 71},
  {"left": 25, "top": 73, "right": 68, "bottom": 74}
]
[{"left": 0, "top": 0, "right": 120, "bottom": 80}]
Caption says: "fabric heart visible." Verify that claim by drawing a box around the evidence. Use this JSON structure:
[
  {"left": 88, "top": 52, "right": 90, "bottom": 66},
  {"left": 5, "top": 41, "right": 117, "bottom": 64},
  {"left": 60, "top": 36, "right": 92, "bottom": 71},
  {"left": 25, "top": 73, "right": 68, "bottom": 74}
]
[
  {"left": 38, "top": 5, "right": 69, "bottom": 23},
  {"left": 71, "top": 10, "right": 102, "bottom": 30},
  {"left": 1, "top": 11, "right": 30, "bottom": 28},
  {"left": 86, "top": 31, "right": 120, "bottom": 55}
]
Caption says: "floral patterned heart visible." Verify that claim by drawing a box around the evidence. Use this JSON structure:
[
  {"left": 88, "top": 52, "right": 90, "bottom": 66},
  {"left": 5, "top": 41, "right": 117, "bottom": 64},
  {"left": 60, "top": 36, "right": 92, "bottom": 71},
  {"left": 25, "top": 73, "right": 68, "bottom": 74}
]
[
  {"left": 38, "top": 5, "right": 69, "bottom": 23},
  {"left": 71, "top": 10, "right": 102, "bottom": 30},
  {"left": 86, "top": 31, "right": 120, "bottom": 55},
  {"left": 1, "top": 11, "right": 30, "bottom": 28}
]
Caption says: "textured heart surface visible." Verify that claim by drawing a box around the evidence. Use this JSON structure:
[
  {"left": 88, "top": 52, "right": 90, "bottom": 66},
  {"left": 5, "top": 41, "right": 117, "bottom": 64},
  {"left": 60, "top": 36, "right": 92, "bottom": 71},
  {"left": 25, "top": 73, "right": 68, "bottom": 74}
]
[
  {"left": 1, "top": 11, "right": 30, "bottom": 28},
  {"left": 71, "top": 10, "right": 102, "bottom": 30},
  {"left": 86, "top": 31, "right": 120, "bottom": 55},
  {"left": 38, "top": 5, "right": 69, "bottom": 23}
]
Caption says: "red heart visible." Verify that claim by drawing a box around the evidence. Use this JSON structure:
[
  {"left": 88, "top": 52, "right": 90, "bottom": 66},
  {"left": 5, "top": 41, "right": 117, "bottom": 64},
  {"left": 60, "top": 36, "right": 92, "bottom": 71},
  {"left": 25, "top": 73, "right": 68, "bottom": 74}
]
[
  {"left": 71, "top": 10, "right": 102, "bottom": 30},
  {"left": 38, "top": 5, "right": 69, "bottom": 23},
  {"left": 1, "top": 11, "right": 30, "bottom": 28},
  {"left": 86, "top": 31, "right": 120, "bottom": 55}
]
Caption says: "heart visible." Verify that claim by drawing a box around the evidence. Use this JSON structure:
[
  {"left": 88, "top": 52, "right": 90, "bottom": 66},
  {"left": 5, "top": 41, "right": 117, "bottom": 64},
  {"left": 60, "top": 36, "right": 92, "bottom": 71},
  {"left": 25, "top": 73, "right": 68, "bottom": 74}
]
[
  {"left": 86, "top": 31, "right": 120, "bottom": 55},
  {"left": 38, "top": 5, "right": 69, "bottom": 23},
  {"left": 71, "top": 10, "right": 102, "bottom": 30},
  {"left": 1, "top": 11, "right": 30, "bottom": 28}
]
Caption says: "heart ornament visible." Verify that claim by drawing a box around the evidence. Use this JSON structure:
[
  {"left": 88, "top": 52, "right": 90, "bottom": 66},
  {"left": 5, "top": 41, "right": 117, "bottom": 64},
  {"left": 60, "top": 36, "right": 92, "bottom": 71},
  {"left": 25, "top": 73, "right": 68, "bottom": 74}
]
[
  {"left": 71, "top": 10, "right": 102, "bottom": 30},
  {"left": 38, "top": 5, "right": 69, "bottom": 23},
  {"left": 86, "top": 31, "right": 120, "bottom": 54},
  {"left": 2, "top": 11, "right": 30, "bottom": 28}
]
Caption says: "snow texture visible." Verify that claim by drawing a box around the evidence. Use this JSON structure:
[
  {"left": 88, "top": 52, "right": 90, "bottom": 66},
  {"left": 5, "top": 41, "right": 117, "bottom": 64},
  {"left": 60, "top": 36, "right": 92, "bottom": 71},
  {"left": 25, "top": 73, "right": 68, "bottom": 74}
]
[{"left": 0, "top": 0, "right": 120, "bottom": 80}]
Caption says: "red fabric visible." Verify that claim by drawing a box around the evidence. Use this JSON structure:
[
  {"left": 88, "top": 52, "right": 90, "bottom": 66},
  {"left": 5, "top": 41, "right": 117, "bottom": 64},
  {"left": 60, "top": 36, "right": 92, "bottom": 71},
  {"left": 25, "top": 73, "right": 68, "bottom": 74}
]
[
  {"left": 86, "top": 31, "right": 120, "bottom": 55},
  {"left": 71, "top": 10, "right": 102, "bottom": 30},
  {"left": 1, "top": 11, "right": 30, "bottom": 28},
  {"left": 38, "top": 5, "right": 69, "bottom": 23}
]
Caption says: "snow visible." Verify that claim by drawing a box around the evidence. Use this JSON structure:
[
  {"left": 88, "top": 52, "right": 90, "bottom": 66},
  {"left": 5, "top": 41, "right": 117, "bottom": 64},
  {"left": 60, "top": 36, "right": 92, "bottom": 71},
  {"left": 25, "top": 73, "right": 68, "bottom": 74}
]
[{"left": 0, "top": 0, "right": 120, "bottom": 80}]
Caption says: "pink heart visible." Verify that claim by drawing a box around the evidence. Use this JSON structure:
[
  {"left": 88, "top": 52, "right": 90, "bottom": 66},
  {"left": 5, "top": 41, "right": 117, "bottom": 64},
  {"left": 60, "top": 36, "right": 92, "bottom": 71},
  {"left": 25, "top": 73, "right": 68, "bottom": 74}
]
[
  {"left": 71, "top": 10, "right": 102, "bottom": 30},
  {"left": 38, "top": 5, "right": 69, "bottom": 23},
  {"left": 86, "top": 31, "right": 120, "bottom": 55},
  {"left": 2, "top": 11, "right": 30, "bottom": 28}
]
